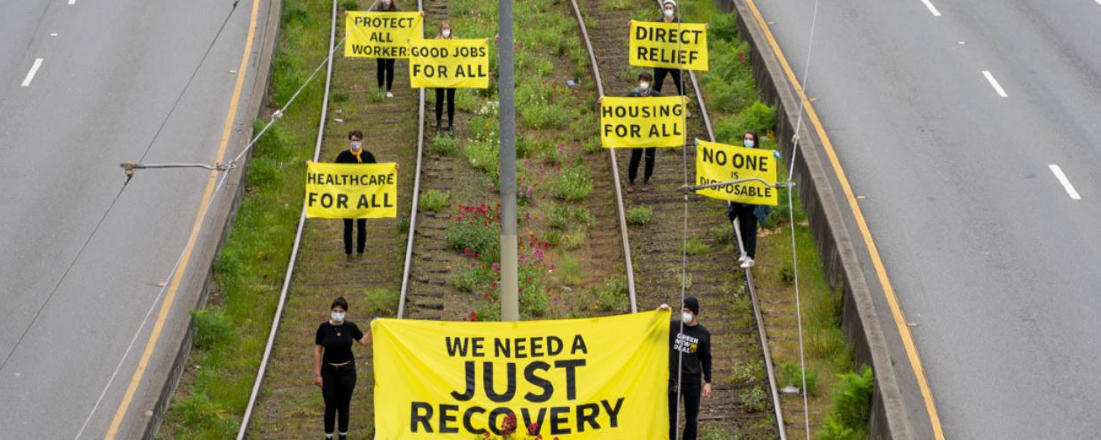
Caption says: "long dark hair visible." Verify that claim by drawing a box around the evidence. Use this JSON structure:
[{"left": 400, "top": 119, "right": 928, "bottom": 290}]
[
  {"left": 744, "top": 130, "right": 759, "bottom": 147},
  {"left": 331, "top": 297, "right": 349, "bottom": 311},
  {"left": 375, "top": 0, "right": 398, "bottom": 11}
]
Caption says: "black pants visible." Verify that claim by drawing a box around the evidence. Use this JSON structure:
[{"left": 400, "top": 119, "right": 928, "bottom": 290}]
[
  {"left": 654, "top": 67, "right": 684, "bottom": 96},
  {"left": 435, "top": 88, "right": 456, "bottom": 128},
  {"left": 669, "top": 380, "right": 702, "bottom": 440},
  {"left": 322, "top": 364, "right": 357, "bottom": 434},
  {"left": 727, "top": 203, "right": 758, "bottom": 258},
  {"left": 628, "top": 147, "right": 656, "bottom": 183},
  {"left": 376, "top": 58, "right": 395, "bottom": 91},
  {"left": 343, "top": 218, "right": 366, "bottom": 255}
]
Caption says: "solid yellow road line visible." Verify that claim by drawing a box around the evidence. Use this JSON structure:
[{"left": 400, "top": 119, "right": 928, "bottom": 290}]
[
  {"left": 103, "top": 0, "right": 260, "bottom": 437},
  {"left": 742, "top": 0, "right": 946, "bottom": 438}
]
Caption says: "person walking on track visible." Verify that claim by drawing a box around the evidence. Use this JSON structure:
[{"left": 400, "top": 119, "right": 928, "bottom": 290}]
[
  {"left": 435, "top": 21, "right": 457, "bottom": 136},
  {"left": 660, "top": 297, "right": 713, "bottom": 440},
  {"left": 335, "top": 130, "right": 376, "bottom": 263},
  {"left": 726, "top": 130, "right": 771, "bottom": 269},
  {"left": 314, "top": 297, "right": 371, "bottom": 440}
]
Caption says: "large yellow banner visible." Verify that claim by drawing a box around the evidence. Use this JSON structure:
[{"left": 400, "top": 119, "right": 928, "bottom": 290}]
[
  {"left": 345, "top": 12, "right": 423, "bottom": 59},
  {"left": 695, "top": 140, "right": 778, "bottom": 206},
  {"left": 409, "top": 39, "right": 490, "bottom": 89},
  {"left": 600, "top": 96, "right": 686, "bottom": 149},
  {"left": 372, "top": 311, "right": 671, "bottom": 439},
  {"left": 629, "top": 20, "right": 709, "bottom": 71},
  {"left": 305, "top": 162, "right": 397, "bottom": 218}
]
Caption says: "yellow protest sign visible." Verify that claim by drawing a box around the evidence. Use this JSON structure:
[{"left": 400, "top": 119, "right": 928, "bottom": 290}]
[
  {"left": 372, "top": 311, "right": 671, "bottom": 439},
  {"left": 409, "top": 39, "right": 490, "bottom": 89},
  {"left": 345, "top": 12, "right": 423, "bottom": 59},
  {"left": 629, "top": 20, "right": 709, "bottom": 71},
  {"left": 600, "top": 96, "right": 686, "bottom": 149},
  {"left": 695, "top": 140, "right": 778, "bottom": 206},
  {"left": 305, "top": 162, "right": 398, "bottom": 218}
]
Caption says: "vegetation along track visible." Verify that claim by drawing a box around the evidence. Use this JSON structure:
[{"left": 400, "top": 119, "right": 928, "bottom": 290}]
[
  {"left": 227, "top": 0, "right": 787, "bottom": 438},
  {"left": 572, "top": 0, "right": 783, "bottom": 437}
]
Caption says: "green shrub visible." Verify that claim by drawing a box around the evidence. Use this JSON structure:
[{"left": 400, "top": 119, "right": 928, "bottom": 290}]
[
  {"left": 446, "top": 223, "right": 499, "bottom": 257},
  {"left": 464, "top": 138, "right": 500, "bottom": 180},
  {"left": 682, "top": 236, "right": 711, "bottom": 256},
  {"left": 563, "top": 230, "right": 586, "bottom": 251},
  {"left": 452, "top": 263, "right": 493, "bottom": 293},
  {"left": 364, "top": 288, "right": 399, "bottom": 317},
  {"left": 366, "top": 87, "right": 386, "bottom": 103},
  {"left": 432, "top": 134, "right": 458, "bottom": 156},
  {"left": 544, "top": 230, "right": 562, "bottom": 247},
  {"left": 340, "top": 0, "right": 358, "bottom": 12},
  {"left": 819, "top": 366, "right": 874, "bottom": 440},
  {"left": 709, "top": 224, "right": 733, "bottom": 245},
  {"left": 546, "top": 203, "right": 571, "bottom": 230},
  {"left": 556, "top": 253, "right": 584, "bottom": 286},
  {"left": 589, "top": 276, "right": 629, "bottom": 313},
  {"left": 190, "top": 309, "right": 235, "bottom": 351},
  {"left": 626, "top": 204, "right": 653, "bottom": 226},
  {"left": 715, "top": 101, "right": 777, "bottom": 141},
  {"left": 739, "top": 385, "right": 770, "bottom": 413},
  {"left": 779, "top": 260, "right": 796, "bottom": 285},
  {"left": 779, "top": 361, "right": 820, "bottom": 397},
  {"left": 419, "top": 189, "right": 451, "bottom": 212},
  {"left": 551, "top": 165, "right": 593, "bottom": 201}
]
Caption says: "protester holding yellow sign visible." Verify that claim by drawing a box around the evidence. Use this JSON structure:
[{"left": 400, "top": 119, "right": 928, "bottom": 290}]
[
  {"left": 307, "top": 131, "right": 398, "bottom": 262},
  {"left": 371, "top": 311, "right": 671, "bottom": 439},
  {"left": 628, "top": 15, "right": 708, "bottom": 72},
  {"left": 694, "top": 132, "right": 776, "bottom": 268},
  {"left": 600, "top": 73, "right": 686, "bottom": 192},
  {"left": 409, "top": 35, "right": 489, "bottom": 90},
  {"left": 346, "top": 4, "right": 423, "bottom": 97}
]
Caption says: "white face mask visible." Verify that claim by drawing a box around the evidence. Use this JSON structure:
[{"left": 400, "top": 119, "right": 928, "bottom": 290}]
[
  {"left": 744, "top": 139, "right": 755, "bottom": 148},
  {"left": 664, "top": 8, "right": 675, "bottom": 18},
  {"left": 332, "top": 311, "right": 345, "bottom": 322},
  {"left": 639, "top": 82, "right": 650, "bottom": 91},
  {"left": 682, "top": 311, "right": 693, "bottom": 323},
  {"left": 350, "top": 141, "right": 362, "bottom": 151},
  {"left": 442, "top": 29, "right": 451, "bottom": 38}
]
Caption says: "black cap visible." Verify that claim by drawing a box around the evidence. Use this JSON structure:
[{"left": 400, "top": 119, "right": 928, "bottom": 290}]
[{"left": 683, "top": 297, "right": 699, "bottom": 315}]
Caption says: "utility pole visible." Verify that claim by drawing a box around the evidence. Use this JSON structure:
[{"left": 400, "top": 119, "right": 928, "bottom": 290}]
[{"left": 498, "top": 0, "right": 519, "bottom": 322}]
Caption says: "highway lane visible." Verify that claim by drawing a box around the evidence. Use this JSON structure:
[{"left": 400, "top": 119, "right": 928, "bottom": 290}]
[
  {"left": 0, "top": 0, "right": 267, "bottom": 437},
  {"left": 752, "top": 0, "right": 1101, "bottom": 437}
]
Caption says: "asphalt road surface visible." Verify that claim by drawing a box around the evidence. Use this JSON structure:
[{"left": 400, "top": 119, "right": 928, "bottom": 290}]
[
  {"left": 753, "top": 0, "right": 1101, "bottom": 437},
  {"left": 0, "top": 0, "right": 268, "bottom": 437}
]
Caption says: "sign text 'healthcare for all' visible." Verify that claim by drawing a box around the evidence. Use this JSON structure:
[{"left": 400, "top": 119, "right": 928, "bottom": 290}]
[
  {"left": 372, "top": 311, "right": 671, "bottom": 439},
  {"left": 600, "top": 96, "right": 686, "bottom": 149},
  {"left": 695, "top": 140, "right": 778, "bottom": 206},
  {"left": 409, "top": 39, "right": 490, "bottom": 89},
  {"left": 629, "top": 20, "right": 709, "bottom": 71},
  {"left": 305, "top": 162, "right": 398, "bottom": 218},
  {"left": 345, "top": 11, "right": 423, "bottom": 59}
]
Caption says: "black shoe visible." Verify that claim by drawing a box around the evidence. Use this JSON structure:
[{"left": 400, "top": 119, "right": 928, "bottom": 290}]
[
  {"left": 446, "top": 126, "right": 454, "bottom": 136},
  {"left": 435, "top": 123, "right": 442, "bottom": 136}
]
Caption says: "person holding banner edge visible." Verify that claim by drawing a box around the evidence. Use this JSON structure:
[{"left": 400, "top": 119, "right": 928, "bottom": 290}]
[
  {"left": 372, "top": 0, "right": 401, "bottom": 98},
  {"left": 659, "top": 298, "right": 712, "bottom": 440},
  {"left": 335, "top": 130, "right": 376, "bottom": 263},
  {"left": 653, "top": 0, "right": 683, "bottom": 97},
  {"left": 314, "top": 297, "right": 372, "bottom": 440},
  {"left": 626, "top": 72, "right": 660, "bottom": 193},
  {"left": 435, "top": 21, "right": 457, "bottom": 136},
  {"left": 725, "top": 130, "right": 771, "bottom": 269}
]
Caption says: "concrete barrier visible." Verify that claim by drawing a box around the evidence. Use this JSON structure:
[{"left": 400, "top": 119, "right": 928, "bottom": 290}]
[{"left": 724, "top": 0, "right": 918, "bottom": 437}]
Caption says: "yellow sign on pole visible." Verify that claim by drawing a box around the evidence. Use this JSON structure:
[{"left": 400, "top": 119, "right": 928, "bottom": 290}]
[
  {"left": 600, "top": 96, "right": 686, "bottom": 149},
  {"left": 695, "top": 140, "right": 778, "bottom": 206},
  {"left": 409, "top": 39, "right": 491, "bottom": 89},
  {"left": 345, "top": 12, "right": 423, "bottom": 59},
  {"left": 372, "top": 311, "right": 671, "bottom": 439},
  {"left": 305, "top": 162, "right": 398, "bottom": 218},
  {"left": 629, "top": 20, "right": 709, "bottom": 71}
]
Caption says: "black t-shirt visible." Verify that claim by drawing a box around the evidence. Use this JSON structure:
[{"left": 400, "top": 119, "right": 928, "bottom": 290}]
[
  {"left": 669, "top": 320, "right": 712, "bottom": 383},
  {"left": 315, "top": 321, "right": 365, "bottom": 364},
  {"left": 335, "top": 149, "right": 377, "bottom": 164}
]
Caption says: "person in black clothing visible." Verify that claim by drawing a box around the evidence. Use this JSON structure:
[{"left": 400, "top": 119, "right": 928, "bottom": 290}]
[
  {"left": 726, "top": 130, "right": 765, "bottom": 269},
  {"left": 435, "top": 21, "right": 457, "bottom": 136},
  {"left": 626, "top": 72, "right": 660, "bottom": 193},
  {"left": 335, "top": 130, "right": 376, "bottom": 263},
  {"left": 314, "top": 297, "right": 371, "bottom": 440},
  {"left": 653, "top": 0, "right": 684, "bottom": 97},
  {"left": 660, "top": 297, "right": 712, "bottom": 440},
  {"left": 373, "top": 0, "right": 400, "bottom": 98}
]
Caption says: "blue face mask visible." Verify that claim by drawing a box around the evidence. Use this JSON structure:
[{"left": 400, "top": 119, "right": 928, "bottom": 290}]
[{"left": 744, "top": 139, "right": 755, "bottom": 148}]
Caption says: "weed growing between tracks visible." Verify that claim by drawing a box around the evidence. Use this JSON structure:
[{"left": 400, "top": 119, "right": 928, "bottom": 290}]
[
  {"left": 157, "top": 1, "right": 330, "bottom": 438},
  {"left": 680, "top": 2, "right": 868, "bottom": 438}
]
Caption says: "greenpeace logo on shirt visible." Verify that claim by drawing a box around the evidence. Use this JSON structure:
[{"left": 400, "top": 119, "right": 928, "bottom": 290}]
[{"left": 673, "top": 332, "right": 699, "bottom": 354}]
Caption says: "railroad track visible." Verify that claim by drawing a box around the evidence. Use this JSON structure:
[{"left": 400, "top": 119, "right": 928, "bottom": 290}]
[{"left": 233, "top": 0, "right": 785, "bottom": 437}]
